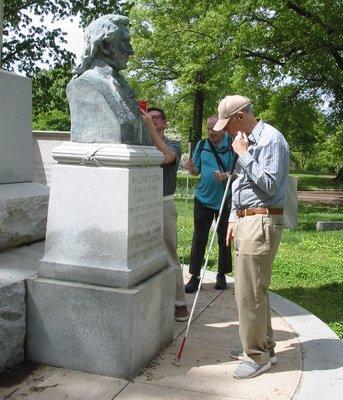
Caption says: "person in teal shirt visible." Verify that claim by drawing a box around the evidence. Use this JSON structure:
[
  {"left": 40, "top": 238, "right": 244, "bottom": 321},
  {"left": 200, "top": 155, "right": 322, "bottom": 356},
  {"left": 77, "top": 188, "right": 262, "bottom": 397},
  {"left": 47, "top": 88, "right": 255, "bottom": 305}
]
[{"left": 185, "top": 114, "right": 234, "bottom": 292}]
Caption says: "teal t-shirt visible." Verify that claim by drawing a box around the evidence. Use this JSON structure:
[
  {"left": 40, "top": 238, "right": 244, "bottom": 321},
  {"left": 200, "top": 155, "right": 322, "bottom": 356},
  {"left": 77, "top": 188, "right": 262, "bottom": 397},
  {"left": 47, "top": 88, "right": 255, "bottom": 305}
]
[{"left": 193, "top": 134, "right": 233, "bottom": 210}]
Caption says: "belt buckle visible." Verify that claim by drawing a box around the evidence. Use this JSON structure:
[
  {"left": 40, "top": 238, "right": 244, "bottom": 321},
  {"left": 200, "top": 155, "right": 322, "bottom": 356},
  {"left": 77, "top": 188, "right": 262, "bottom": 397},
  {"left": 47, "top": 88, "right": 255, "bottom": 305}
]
[
  {"left": 244, "top": 209, "right": 248, "bottom": 217},
  {"left": 265, "top": 208, "right": 269, "bottom": 215}
]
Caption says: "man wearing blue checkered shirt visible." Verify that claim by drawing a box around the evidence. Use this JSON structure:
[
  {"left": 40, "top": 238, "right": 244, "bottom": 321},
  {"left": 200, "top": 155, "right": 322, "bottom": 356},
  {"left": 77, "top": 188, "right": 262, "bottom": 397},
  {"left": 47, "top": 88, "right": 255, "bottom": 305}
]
[{"left": 213, "top": 95, "right": 290, "bottom": 380}]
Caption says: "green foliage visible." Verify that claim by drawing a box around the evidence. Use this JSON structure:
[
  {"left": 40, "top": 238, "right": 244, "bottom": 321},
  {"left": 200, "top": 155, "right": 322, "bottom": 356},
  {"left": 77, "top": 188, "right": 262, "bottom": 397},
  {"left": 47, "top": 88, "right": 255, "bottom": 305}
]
[
  {"left": 32, "top": 63, "right": 72, "bottom": 131},
  {"left": 33, "top": 109, "right": 70, "bottom": 131},
  {"left": 3, "top": 1, "right": 131, "bottom": 75},
  {"left": 292, "top": 172, "right": 343, "bottom": 191},
  {"left": 32, "top": 63, "right": 72, "bottom": 116},
  {"left": 307, "top": 124, "right": 343, "bottom": 173},
  {"left": 128, "top": 0, "right": 343, "bottom": 167},
  {"left": 259, "top": 86, "right": 326, "bottom": 169},
  {"left": 128, "top": 0, "right": 238, "bottom": 144},
  {"left": 232, "top": 0, "right": 343, "bottom": 117}
]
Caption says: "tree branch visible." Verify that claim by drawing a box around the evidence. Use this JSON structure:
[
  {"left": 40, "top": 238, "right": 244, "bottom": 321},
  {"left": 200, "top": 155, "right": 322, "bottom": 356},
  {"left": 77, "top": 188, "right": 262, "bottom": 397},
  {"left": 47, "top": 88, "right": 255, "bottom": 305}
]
[
  {"left": 170, "top": 29, "right": 216, "bottom": 41},
  {"left": 285, "top": 0, "right": 335, "bottom": 35},
  {"left": 241, "top": 48, "right": 285, "bottom": 66}
]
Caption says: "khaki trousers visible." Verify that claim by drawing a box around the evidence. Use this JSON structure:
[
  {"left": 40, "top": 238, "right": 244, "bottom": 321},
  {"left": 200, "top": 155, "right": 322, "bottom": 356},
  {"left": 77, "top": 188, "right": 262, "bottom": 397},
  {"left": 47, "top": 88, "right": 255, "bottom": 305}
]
[
  {"left": 163, "top": 198, "right": 187, "bottom": 307},
  {"left": 234, "top": 214, "right": 283, "bottom": 364}
]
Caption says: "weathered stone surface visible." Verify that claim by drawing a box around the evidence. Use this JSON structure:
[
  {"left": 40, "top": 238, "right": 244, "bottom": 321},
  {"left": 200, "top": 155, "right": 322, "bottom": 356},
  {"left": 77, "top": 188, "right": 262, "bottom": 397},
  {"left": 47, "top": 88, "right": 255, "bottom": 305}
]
[
  {"left": 0, "top": 70, "right": 33, "bottom": 184},
  {"left": 39, "top": 160, "right": 168, "bottom": 288},
  {"left": 0, "top": 280, "right": 26, "bottom": 373},
  {"left": 316, "top": 221, "right": 343, "bottom": 231},
  {"left": 26, "top": 267, "right": 175, "bottom": 379},
  {"left": 33, "top": 131, "right": 69, "bottom": 186},
  {"left": 0, "top": 182, "right": 49, "bottom": 250}
]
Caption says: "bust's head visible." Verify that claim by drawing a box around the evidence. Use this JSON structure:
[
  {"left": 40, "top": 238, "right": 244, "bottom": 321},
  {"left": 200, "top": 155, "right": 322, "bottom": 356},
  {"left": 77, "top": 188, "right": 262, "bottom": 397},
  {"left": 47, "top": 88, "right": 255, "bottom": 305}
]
[{"left": 74, "top": 14, "right": 133, "bottom": 76}]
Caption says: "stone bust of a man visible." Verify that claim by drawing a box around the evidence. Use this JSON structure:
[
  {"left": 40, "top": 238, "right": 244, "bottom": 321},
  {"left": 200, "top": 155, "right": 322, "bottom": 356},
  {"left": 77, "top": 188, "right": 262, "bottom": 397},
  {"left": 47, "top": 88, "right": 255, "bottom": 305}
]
[{"left": 67, "top": 14, "right": 149, "bottom": 145}]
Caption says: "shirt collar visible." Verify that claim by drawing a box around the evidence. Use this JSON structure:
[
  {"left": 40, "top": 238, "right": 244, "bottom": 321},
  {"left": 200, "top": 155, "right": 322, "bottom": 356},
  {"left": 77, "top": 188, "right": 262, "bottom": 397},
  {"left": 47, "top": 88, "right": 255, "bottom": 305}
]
[{"left": 248, "top": 119, "right": 263, "bottom": 144}]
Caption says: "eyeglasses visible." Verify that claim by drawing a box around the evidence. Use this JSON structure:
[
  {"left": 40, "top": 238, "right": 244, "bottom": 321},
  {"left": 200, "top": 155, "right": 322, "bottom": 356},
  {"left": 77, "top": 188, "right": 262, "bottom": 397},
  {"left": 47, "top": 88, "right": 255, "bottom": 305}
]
[{"left": 150, "top": 115, "right": 164, "bottom": 120}]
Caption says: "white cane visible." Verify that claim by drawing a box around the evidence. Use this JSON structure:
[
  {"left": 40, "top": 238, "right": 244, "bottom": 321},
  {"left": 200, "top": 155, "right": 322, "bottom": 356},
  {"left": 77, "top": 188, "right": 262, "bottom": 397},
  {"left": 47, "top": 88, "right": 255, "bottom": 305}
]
[{"left": 177, "top": 153, "right": 238, "bottom": 360}]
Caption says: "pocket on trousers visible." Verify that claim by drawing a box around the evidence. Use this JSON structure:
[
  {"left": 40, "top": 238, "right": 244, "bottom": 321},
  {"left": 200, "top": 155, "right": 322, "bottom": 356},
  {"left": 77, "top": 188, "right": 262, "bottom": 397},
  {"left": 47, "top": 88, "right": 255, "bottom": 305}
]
[{"left": 237, "top": 216, "right": 269, "bottom": 255}]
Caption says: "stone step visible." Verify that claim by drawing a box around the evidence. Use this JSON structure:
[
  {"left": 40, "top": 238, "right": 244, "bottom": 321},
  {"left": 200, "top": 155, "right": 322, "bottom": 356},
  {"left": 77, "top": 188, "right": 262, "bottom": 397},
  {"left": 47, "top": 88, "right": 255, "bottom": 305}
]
[{"left": 0, "top": 242, "right": 43, "bottom": 372}]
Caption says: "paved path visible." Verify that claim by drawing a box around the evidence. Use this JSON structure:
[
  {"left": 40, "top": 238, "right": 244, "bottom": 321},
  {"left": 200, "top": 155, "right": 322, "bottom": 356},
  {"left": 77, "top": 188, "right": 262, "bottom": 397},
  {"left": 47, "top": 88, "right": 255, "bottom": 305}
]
[
  {"left": 1, "top": 244, "right": 342, "bottom": 400},
  {"left": 0, "top": 279, "right": 301, "bottom": 400},
  {"left": 1, "top": 273, "right": 342, "bottom": 399},
  {"left": 298, "top": 190, "right": 343, "bottom": 205}
]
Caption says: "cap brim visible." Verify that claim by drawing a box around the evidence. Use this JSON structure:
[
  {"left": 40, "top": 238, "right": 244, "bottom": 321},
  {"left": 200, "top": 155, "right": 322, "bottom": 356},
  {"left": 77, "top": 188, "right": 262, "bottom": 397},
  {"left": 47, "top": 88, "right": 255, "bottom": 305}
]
[{"left": 213, "top": 118, "right": 229, "bottom": 131}]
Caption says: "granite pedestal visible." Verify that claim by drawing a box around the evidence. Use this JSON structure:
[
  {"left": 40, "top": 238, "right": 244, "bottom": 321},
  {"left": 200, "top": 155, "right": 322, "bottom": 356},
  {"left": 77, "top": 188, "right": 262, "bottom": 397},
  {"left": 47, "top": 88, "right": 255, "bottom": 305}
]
[{"left": 26, "top": 143, "right": 176, "bottom": 379}]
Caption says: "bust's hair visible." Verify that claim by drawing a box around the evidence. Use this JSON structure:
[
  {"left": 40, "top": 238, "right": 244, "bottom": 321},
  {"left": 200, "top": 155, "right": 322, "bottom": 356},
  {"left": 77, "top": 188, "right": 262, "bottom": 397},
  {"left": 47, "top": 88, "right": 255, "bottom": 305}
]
[{"left": 73, "top": 14, "right": 129, "bottom": 76}]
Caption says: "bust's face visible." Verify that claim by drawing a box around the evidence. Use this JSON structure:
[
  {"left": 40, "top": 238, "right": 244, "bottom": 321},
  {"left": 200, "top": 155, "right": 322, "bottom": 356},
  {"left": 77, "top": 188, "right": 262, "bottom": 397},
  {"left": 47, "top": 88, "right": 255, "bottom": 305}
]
[{"left": 102, "top": 27, "right": 134, "bottom": 70}]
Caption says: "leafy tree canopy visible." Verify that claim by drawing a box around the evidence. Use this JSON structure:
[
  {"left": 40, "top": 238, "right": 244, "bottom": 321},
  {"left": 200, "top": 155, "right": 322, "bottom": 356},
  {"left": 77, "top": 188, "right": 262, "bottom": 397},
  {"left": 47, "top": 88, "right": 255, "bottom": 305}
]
[{"left": 2, "top": 0, "right": 134, "bottom": 75}]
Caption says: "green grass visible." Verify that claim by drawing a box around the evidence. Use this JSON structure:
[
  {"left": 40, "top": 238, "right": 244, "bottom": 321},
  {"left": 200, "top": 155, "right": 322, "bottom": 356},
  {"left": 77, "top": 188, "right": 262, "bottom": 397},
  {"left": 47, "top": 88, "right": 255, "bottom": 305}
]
[
  {"left": 291, "top": 172, "right": 343, "bottom": 191},
  {"left": 177, "top": 170, "right": 343, "bottom": 192},
  {"left": 175, "top": 188, "right": 343, "bottom": 339}
]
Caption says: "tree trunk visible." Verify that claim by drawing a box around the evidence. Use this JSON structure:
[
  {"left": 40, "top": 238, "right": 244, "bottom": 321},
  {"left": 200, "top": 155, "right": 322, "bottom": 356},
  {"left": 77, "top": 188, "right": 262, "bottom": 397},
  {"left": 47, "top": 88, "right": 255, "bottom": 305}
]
[
  {"left": 192, "top": 72, "right": 205, "bottom": 147},
  {"left": 333, "top": 167, "right": 343, "bottom": 182}
]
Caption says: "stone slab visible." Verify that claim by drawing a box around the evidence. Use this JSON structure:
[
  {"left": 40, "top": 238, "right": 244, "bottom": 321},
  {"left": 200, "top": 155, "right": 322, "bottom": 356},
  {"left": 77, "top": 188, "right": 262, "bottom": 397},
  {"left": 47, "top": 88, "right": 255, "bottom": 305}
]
[
  {"left": 136, "top": 284, "right": 302, "bottom": 400},
  {"left": 39, "top": 164, "right": 168, "bottom": 288},
  {"left": 0, "top": 241, "right": 44, "bottom": 287},
  {"left": 269, "top": 291, "right": 343, "bottom": 400},
  {"left": 26, "top": 266, "right": 175, "bottom": 379},
  {"left": 316, "top": 221, "right": 343, "bottom": 231},
  {"left": 116, "top": 382, "right": 239, "bottom": 400},
  {"left": 33, "top": 131, "right": 69, "bottom": 186},
  {"left": 0, "top": 182, "right": 49, "bottom": 250},
  {"left": 0, "top": 281, "right": 26, "bottom": 373},
  {"left": 0, "top": 364, "right": 127, "bottom": 400},
  {"left": 0, "top": 70, "right": 33, "bottom": 184}
]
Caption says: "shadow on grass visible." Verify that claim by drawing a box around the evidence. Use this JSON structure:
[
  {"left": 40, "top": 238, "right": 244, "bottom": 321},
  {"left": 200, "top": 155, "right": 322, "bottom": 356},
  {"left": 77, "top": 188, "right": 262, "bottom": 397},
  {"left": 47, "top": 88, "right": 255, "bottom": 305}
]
[{"left": 272, "top": 283, "right": 343, "bottom": 339}]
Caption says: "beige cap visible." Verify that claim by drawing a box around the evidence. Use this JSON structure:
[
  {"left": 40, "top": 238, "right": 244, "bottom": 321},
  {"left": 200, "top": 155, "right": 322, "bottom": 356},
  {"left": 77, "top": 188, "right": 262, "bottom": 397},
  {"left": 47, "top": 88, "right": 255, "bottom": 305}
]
[{"left": 213, "top": 95, "right": 251, "bottom": 131}]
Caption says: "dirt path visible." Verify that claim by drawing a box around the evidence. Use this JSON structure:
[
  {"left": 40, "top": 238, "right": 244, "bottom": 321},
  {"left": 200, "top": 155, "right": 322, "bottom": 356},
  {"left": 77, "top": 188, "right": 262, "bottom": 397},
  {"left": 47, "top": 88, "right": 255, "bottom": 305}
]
[{"left": 298, "top": 190, "right": 343, "bottom": 205}]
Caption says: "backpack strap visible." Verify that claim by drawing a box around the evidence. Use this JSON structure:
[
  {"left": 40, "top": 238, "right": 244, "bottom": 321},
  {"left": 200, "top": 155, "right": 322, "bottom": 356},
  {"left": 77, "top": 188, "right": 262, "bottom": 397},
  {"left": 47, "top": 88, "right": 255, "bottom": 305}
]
[
  {"left": 194, "top": 139, "right": 206, "bottom": 170},
  {"left": 207, "top": 139, "right": 227, "bottom": 173}
]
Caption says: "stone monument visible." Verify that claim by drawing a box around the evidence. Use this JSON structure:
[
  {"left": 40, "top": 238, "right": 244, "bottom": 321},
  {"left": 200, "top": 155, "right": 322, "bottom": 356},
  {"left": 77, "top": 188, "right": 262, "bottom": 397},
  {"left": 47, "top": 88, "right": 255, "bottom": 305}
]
[
  {"left": 0, "top": 0, "right": 49, "bottom": 372},
  {"left": 26, "top": 15, "right": 176, "bottom": 379}
]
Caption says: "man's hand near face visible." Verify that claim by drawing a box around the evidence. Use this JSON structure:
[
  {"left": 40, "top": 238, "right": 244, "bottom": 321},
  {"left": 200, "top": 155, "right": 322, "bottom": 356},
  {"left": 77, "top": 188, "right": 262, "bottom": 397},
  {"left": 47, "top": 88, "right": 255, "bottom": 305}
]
[{"left": 232, "top": 131, "right": 249, "bottom": 156}]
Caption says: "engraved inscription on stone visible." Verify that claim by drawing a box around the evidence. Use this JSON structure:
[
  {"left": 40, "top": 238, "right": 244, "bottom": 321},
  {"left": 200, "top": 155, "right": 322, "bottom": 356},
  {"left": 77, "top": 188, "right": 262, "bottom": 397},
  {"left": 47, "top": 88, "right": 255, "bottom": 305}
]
[{"left": 128, "top": 171, "right": 163, "bottom": 263}]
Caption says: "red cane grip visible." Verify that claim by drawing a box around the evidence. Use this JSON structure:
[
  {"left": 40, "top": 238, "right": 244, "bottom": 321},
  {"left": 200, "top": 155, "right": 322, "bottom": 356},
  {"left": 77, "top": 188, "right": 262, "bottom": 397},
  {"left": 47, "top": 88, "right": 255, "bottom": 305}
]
[{"left": 177, "top": 336, "right": 187, "bottom": 360}]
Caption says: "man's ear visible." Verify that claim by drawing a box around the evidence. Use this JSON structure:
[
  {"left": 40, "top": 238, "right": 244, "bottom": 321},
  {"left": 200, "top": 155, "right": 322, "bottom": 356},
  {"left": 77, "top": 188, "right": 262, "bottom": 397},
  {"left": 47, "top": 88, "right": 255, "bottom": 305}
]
[
  {"left": 99, "top": 41, "right": 111, "bottom": 56},
  {"left": 236, "top": 111, "right": 245, "bottom": 120}
]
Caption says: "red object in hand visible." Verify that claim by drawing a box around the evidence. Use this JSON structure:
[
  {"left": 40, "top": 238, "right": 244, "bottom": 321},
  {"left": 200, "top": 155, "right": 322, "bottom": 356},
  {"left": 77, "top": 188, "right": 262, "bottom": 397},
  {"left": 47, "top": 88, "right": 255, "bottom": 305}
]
[{"left": 139, "top": 100, "right": 148, "bottom": 112}]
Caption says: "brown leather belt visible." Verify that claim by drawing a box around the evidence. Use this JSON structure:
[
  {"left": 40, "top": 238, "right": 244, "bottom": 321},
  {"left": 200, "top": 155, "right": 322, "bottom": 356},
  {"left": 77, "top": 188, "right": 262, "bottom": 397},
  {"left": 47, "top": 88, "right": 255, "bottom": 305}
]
[{"left": 236, "top": 208, "right": 283, "bottom": 218}]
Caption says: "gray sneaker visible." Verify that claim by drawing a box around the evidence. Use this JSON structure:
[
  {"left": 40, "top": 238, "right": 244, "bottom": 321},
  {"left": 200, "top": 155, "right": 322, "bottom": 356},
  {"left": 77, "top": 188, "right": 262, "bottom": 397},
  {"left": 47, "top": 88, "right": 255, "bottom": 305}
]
[
  {"left": 234, "top": 360, "right": 272, "bottom": 379},
  {"left": 229, "top": 348, "right": 277, "bottom": 365}
]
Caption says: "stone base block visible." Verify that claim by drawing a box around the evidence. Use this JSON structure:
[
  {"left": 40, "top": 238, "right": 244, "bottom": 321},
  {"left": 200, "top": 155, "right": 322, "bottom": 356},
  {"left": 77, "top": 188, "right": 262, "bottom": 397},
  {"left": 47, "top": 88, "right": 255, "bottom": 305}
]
[
  {"left": 316, "top": 221, "right": 343, "bottom": 231},
  {"left": 0, "top": 182, "right": 49, "bottom": 250},
  {"left": 0, "top": 280, "right": 26, "bottom": 373},
  {"left": 26, "top": 267, "right": 175, "bottom": 379}
]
